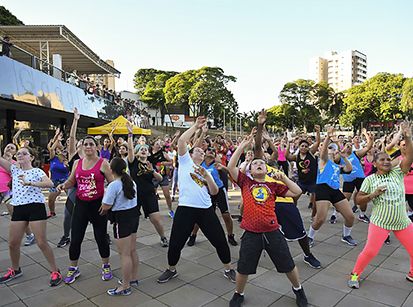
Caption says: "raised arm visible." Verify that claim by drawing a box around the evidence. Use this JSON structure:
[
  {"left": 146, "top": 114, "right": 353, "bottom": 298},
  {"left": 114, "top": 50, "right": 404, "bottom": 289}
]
[
  {"left": 285, "top": 140, "right": 296, "bottom": 162},
  {"left": 170, "top": 130, "right": 181, "bottom": 148},
  {"left": 319, "top": 127, "right": 334, "bottom": 168},
  {"left": 0, "top": 147, "right": 12, "bottom": 172},
  {"left": 68, "top": 108, "right": 80, "bottom": 160},
  {"left": 228, "top": 135, "right": 252, "bottom": 182},
  {"left": 356, "top": 128, "right": 373, "bottom": 158},
  {"left": 178, "top": 117, "right": 206, "bottom": 156},
  {"left": 108, "top": 125, "right": 116, "bottom": 152},
  {"left": 192, "top": 125, "right": 208, "bottom": 148},
  {"left": 309, "top": 125, "right": 321, "bottom": 155},
  {"left": 254, "top": 109, "right": 266, "bottom": 159},
  {"left": 400, "top": 121, "right": 413, "bottom": 174},
  {"left": 13, "top": 126, "right": 24, "bottom": 147},
  {"left": 126, "top": 121, "right": 135, "bottom": 163},
  {"left": 263, "top": 130, "right": 278, "bottom": 162},
  {"left": 386, "top": 125, "right": 402, "bottom": 152}
]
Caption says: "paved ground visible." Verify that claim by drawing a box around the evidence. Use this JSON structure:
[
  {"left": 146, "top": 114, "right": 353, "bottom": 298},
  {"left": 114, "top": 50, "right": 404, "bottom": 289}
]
[{"left": 0, "top": 191, "right": 412, "bottom": 307}]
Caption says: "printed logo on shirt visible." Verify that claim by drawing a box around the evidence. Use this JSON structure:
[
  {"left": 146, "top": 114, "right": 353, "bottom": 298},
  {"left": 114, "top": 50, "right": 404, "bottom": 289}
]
[
  {"left": 299, "top": 159, "right": 311, "bottom": 174},
  {"left": 251, "top": 184, "right": 270, "bottom": 203},
  {"left": 190, "top": 172, "right": 207, "bottom": 188}
]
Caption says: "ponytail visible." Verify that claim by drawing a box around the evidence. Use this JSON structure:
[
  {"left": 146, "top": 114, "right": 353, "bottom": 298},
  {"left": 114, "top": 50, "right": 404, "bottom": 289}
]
[
  {"left": 110, "top": 157, "right": 136, "bottom": 200},
  {"left": 121, "top": 172, "right": 136, "bottom": 200}
]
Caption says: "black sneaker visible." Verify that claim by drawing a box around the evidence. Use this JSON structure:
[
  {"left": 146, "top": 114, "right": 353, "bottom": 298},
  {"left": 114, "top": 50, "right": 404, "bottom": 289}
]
[
  {"left": 57, "top": 236, "right": 70, "bottom": 248},
  {"left": 293, "top": 287, "right": 308, "bottom": 307},
  {"left": 228, "top": 234, "right": 238, "bottom": 246},
  {"left": 303, "top": 254, "right": 321, "bottom": 269},
  {"left": 341, "top": 235, "right": 358, "bottom": 246},
  {"left": 160, "top": 237, "right": 169, "bottom": 247},
  {"left": 187, "top": 235, "right": 196, "bottom": 247},
  {"left": 157, "top": 269, "right": 178, "bottom": 283},
  {"left": 329, "top": 214, "right": 337, "bottom": 224},
  {"left": 357, "top": 215, "right": 370, "bottom": 224},
  {"left": 0, "top": 267, "right": 22, "bottom": 284},
  {"left": 229, "top": 292, "right": 244, "bottom": 307},
  {"left": 352, "top": 205, "right": 359, "bottom": 213},
  {"left": 385, "top": 235, "right": 391, "bottom": 245},
  {"left": 224, "top": 269, "right": 236, "bottom": 282}
]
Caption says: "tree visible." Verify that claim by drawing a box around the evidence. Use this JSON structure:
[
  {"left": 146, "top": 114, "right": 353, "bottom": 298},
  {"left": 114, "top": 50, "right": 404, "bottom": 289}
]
[
  {"left": 0, "top": 6, "right": 24, "bottom": 25},
  {"left": 133, "top": 69, "right": 178, "bottom": 125},
  {"left": 266, "top": 104, "right": 297, "bottom": 131},
  {"left": 279, "top": 79, "right": 315, "bottom": 109},
  {"left": 98, "top": 100, "right": 127, "bottom": 121},
  {"left": 164, "top": 67, "right": 238, "bottom": 124},
  {"left": 401, "top": 78, "right": 413, "bottom": 118},
  {"left": 340, "top": 73, "right": 406, "bottom": 129}
]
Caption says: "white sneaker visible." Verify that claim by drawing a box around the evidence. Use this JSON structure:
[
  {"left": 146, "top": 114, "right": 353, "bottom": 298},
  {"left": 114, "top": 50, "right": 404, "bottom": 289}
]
[{"left": 24, "top": 234, "right": 35, "bottom": 246}]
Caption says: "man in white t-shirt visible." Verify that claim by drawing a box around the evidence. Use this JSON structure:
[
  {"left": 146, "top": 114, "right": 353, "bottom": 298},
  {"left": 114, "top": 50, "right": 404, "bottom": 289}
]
[{"left": 157, "top": 117, "right": 236, "bottom": 284}]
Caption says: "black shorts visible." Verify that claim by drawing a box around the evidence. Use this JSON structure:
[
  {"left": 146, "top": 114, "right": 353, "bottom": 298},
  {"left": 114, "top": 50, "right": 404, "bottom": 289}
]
[
  {"left": 406, "top": 194, "right": 413, "bottom": 211},
  {"left": 11, "top": 203, "right": 47, "bottom": 222},
  {"left": 139, "top": 194, "right": 160, "bottom": 218},
  {"left": 237, "top": 230, "right": 295, "bottom": 275},
  {"left": 315, "top": 184, "right": 346, "bottom": 204},
  {"left": 153, "top": 175, "right": 170, "bottom": 187},
  {"left": 297, "top": 181, "right": 316, "bottom": 194},
  {"left": 342, "top": 178, "right": 364, "bottom": 194},
  {"left": 275, "top": 202, "right": 307, "bottom": 241},
  {"left": 110, "top": 206, "right": 140, "bottom": 239},
  {"left": 211, "top": 187, "right": 230, "bottom": 214}
]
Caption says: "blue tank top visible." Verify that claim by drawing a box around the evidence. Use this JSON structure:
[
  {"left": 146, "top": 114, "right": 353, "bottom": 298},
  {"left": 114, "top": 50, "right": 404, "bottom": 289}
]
[
  {"left": 342, "top": 152, "right": 365, "bottom": 182},
  {"left": 201, "top": 161, "right": 224, "bottom": 189},
  {"left": 49, "top": 156, "right": 69, "bottom": 181},
  {"left": 100, "top": 148, "right": 111, "bottom": 160},
  {"left": 316, "top": 159, "right": 344, "bottom": 190}
]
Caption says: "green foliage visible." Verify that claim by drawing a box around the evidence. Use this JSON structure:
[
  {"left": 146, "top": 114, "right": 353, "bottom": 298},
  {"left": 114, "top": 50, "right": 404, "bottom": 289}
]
[
  {"left": 340, "top": 73, "right": 406, "bottom": 128},
  {"left": 401, "top": 78, "right": 413, "bottom": 116},
  {"left": 164, "top": 66, "right": 238, "bottom": 121},
  {"left": 0, "top": 6, "right": 24, "bottom": 25},
  {"left": 98, "top": 100, "right": 127, "bottom": 121}
]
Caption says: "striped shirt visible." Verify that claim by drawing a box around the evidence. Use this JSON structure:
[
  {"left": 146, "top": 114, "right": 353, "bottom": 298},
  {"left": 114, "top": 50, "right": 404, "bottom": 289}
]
[{"left": 360, "top": 166, "right": 411, "bottom": 230}]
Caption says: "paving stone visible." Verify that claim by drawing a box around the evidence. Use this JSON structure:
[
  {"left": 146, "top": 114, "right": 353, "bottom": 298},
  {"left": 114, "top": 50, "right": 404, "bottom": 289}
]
[
  {"left": 23, "top": 285, "right": 85, "bottom": 307},
  {"left": 70, "top": 274, "right": 116, "bottom": 298},
  {"left": 68, "top": 299, "right": 97, "bottom": 307},
  {"left": 0, "top": 286, "right": 20, "bottom": 306},
  {"left": 202, "top": 297, "right": 229, "bottom": 307},
  {"left": 335, "top": 294, "right": 389, "bottom": 307},
  {"left": 351, "top": 279, "right": 410, "bottom": 306},
  {"left": 158, "top": 284, "right": 217, "bottom": 307},
  {"left": 268, "top": 296, "right": 299, "bottom": 307},
  {"left": 181, "top": 245, "right": 214, "bottom": 260},
  {"left": 223, "top": 283, "right": 282, "bottom": 306},
  {"left": 286, "top": 281, "right": 346, "bottom": 307},
  {"left": 134, "top": 300, "right": 168, "bottom": 307},
  {"left": 137, "top": 274, "right": 186, "bottom": 298},
  {"left": 402, "top": 291, "right": 413, "bottom": 307},
  {"left": 91, "top": 288, "right": 152, "bottom": 307},
  {"left": 366, "top": 267, "right": 413, "bottom": 290},
  {"left": 309, "top": 268, "right": 352, "bottom": 293},
  {"left": 9, "top": 274, "right": 64, "bottom": 299},
  {"left": 379, "top": 253, "right": 410, "bottom": 273},
  {"left": 3, "top": 262, "right": 49, "bottom": 286},
  {"left": 173, "top": 260, "right": 213, "bottom": 282},
  {"left": 191, "top": 271, "right": 235, "bottom": 296},
  {"left": 250, "top": 270, "right": 294, "bottom": 295},
  {"left": 1, "top": 301, "right": 27, "bottom": 307}
]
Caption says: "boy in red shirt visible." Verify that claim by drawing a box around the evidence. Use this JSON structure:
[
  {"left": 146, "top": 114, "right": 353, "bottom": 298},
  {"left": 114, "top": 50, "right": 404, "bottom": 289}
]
[{"left": 227, "top": 134, "right": 308, "bottom": 307}]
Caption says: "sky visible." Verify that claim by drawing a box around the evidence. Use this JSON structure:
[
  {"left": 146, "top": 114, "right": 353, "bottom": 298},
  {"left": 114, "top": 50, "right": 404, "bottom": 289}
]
[{"left": 2, "top": 0, "right": 413, "bottom": 112}]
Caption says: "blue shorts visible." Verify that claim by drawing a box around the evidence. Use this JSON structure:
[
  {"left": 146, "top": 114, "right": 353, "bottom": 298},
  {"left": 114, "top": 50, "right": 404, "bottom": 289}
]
[
  {"left": 275, "top": 202, "right": 307, "bottom": 241},
  {"left": 49, "top": 178, "right": 67, "bottom": 193}
]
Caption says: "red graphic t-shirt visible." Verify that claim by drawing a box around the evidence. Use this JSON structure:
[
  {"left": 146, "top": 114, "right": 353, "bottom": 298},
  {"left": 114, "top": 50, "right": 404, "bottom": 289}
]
[{"left": 237, "top": 170, "right": 288, "bottom": 233}]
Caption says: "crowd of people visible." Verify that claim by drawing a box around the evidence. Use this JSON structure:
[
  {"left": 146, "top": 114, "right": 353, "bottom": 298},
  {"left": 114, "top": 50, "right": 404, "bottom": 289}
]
[{"left": 0, "top": 107, "right": 412, "bottom": 307}]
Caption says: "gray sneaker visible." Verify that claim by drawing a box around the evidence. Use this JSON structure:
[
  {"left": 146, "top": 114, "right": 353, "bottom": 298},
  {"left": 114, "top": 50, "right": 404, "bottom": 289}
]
[
  {"left": 157, "top": 269, "right": 178, "bottom": 283},
  {"left": 24, "top": 234, "right": 35, "bottom": 246},
  {"left": 341, "top": 235, "right": 358, "bottom": 246},
  {"left": 224, "top": 269, "right": 236, "bottom": 283},
  {"left": 348, "top": 273, "right": 360, "bottom": 289},
  {"left": 160, "top": 237, "right": 169, "bottom": 247}
]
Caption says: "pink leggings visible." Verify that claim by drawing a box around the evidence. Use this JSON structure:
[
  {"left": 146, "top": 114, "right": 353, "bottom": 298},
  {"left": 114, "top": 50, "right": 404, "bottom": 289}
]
[{"left": 353, "top": 223, "right": 413, "bottom": 275}]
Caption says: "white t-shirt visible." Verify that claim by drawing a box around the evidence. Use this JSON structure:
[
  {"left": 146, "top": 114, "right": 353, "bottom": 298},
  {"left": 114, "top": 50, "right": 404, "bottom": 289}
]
[
  {"left": 10, "top": 165, "right": 46, "bottom": 206},
  {"left": 102, "top": 178, "right": 137, "bottom": 211},
  {"left": 178, "top": 151, "right": 212, "bottom": 209}
]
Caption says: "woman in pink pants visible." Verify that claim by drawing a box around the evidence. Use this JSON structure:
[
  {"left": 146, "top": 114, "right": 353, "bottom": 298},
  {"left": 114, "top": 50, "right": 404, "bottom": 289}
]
[{"left": 348, "top": 122, "right": 413, "bottom": 289}]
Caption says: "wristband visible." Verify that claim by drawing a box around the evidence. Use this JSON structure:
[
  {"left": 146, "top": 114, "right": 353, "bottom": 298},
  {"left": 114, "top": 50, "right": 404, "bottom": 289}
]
[{"left": 128, "top": 133, "right": 133, "bottom": 138}]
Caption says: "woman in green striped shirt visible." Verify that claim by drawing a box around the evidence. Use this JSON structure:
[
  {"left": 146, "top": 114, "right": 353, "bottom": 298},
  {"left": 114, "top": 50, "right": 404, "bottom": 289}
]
[{"left": 348, "top": 121, "right": 413, "bottom": 289}]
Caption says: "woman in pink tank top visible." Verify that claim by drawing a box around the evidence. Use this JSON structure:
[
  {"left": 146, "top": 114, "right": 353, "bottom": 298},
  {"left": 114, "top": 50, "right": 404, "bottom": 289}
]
[
  {"left": 277, "top": 139, "right": 289, "bottom": 175},
  {"left": 58, "top": 136, "right": 113, "bottom": 284},
  {"left": 399, "top": 140, "right": 413, "bottom": 214},
  {"left": 362, "top": 148, "right": 376, "bottom": 177}
]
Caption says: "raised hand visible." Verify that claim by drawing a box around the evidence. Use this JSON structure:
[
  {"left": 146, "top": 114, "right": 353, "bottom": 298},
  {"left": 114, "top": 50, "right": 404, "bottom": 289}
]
[
  {"left": 173, "top": 130, "right": 181, "bottom": 138},
  {"left": 240, "top": 134, "right": 253, "bottom": 148},
  {"left": 195, "top": 116, "right": 207, "bottom": 129},
  {"left": 194, "top": 165, "right": 207, "bottom": 177},
  {"left": 126, "top": 121, "right": 133, "bottom": 134},
  {"left": 327, "top": 126, "right": 335, "bottom": 138},
  {"left": 400, "top": 121, "right": 412, "bottom": 138},
  {"left": 257, "top": 109, "right": 267, "bottom": 125},
  {"left": 73, "top": 107, "right": 80, "bottom": 120},
  {"left": 314, "top": 125, "right": 321, "bottom": 133},
  {"left": 202, "top": 124, "right": 208, "bottom": 134}
]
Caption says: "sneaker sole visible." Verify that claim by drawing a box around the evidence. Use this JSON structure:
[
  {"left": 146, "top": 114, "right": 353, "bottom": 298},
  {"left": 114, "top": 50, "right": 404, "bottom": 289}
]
[
  {"left": 102, "top": 274, "right": 113, "bottom": 281},
  {"left": 223, "top": 273, "right": 236, "bottom": 283},
  {"left": 24, "top": 240, "right": 36, "bottom": 246},
  {"left": 50, "top": 278, "right": 63, "bottom": 287},
  {"left": 303, "top": 259, "right": 321, "bottom": 269},
  {"left": 406, "top": 276, "right": 413, "bottom": 282},
  {"left": 64, "top": 272, "right": 80, "bottom": 284},
  {"left": 357, "top": 217, "right": 369, "bottom": 224},
  {"left": 341, "top": 238, "right": 357, "bottom": 246},
  {"left": 348, "top": 283, "right": 359, "bottom": 289},
  {"left": 0, "top": 272, "right": 23, "bottom": 284},
  {"left": 157, "top": 272, "right": 178, "bottom": 283}
]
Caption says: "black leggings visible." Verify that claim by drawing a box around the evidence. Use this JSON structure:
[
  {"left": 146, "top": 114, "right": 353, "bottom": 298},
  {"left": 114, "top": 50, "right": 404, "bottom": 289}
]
[
  {"left": 407, "top": 194, "right": 413, "bottom": 211},
  {"left": 168, "top": 206, "right": 231, "bottom": 266},
  {"left": 63, "top": 188, "right": 76, "bottom": 238},
  {"left": 69, "top": 197, "right": 110, "bottom": 261},
  {"left": 278, "top": 161, "right": 289, "bottom": 175}
]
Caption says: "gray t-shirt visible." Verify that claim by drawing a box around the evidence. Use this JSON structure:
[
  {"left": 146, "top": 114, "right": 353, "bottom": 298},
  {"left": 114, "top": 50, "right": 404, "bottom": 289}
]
[{"left": 102, "top": 178, "right": 137, "bottom": 211}]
